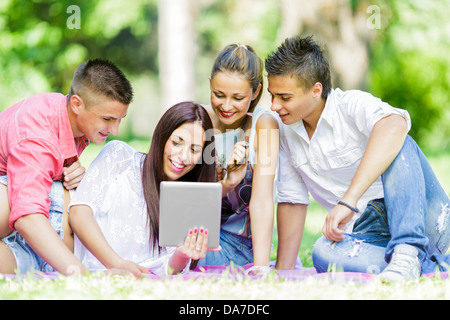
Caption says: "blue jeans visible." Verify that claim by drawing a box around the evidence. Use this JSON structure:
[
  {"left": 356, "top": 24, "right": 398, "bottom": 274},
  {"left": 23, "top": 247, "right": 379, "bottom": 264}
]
[
  {"left": 0, "top": 176, "right": 65, "bottom": 274},
  {"left": 197, "top": 230, "right": 253, "bottom": 266},
  {"left": 312, "top": 136, "right": 450, "bottom": 274}
]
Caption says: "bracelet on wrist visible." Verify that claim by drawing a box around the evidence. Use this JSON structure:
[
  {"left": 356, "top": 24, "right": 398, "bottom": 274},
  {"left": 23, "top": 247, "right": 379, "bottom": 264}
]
[{"left": 337, "top": 200, "right": 360, "bottom": 213}]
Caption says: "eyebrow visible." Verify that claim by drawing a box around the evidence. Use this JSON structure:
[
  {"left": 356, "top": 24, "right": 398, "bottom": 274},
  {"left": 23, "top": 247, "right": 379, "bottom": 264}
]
[
  {"left": 101, "top": 113, "right": 127, "bottom": 120},
  {"left": 213, "top": 88, "right": 248, "bottom": 96},
  {"left": 173, "top": 135, "right": 203, "bottom": 148},
  {"left": 267, "top": 89, "right": 293, "bottom": 96}
]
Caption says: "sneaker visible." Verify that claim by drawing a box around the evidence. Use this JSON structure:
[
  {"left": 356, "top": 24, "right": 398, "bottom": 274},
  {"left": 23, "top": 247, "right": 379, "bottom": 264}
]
[{"left": 378, "top": 244, "right": 421, "bottom": 283}]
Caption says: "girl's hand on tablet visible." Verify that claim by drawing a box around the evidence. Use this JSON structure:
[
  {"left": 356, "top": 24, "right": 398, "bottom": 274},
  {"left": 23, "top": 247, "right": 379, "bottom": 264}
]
[
  {"left": 169, "top": 227, "right": 222, "bottom": 274},
  {"left": 176, "top": 227, "right": 209, "bottom": 260}
]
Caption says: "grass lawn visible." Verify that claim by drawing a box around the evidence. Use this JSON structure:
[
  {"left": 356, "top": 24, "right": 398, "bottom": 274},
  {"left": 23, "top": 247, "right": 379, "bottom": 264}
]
[
  {"left": 0, "top": 141, "right": 447, "bottom": 300},
  {"left": 1, "top": 270, "right": 450, "bottom": 300}
]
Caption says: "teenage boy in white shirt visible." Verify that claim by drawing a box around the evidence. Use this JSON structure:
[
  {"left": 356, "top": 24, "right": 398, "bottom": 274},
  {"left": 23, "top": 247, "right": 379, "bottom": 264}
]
[{"left": 265, "top": 35, "right": 450, "bottom": 282}]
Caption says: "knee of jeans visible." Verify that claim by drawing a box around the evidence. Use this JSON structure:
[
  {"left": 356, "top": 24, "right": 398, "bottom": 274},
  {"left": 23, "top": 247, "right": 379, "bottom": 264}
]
[
  {"left": 436, "top": 203, "right": 450, "bottom": 234},
  {"left": 312, "top": 237, "right": 333, "bottom": 272},
  {"left": 431, "top": 202, "right": 450, "bottom": 254},
  {"left": 312, "top": 237, "right": 387, "bottom": 274},
  {"left": 382, "top": 136, "right": 424, "bottom": 190}
]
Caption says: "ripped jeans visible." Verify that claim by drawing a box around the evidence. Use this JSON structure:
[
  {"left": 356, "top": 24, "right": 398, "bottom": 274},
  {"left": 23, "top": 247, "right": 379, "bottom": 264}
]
[{"left": 312, "top": 136, "right": 450, "bottom": 274}]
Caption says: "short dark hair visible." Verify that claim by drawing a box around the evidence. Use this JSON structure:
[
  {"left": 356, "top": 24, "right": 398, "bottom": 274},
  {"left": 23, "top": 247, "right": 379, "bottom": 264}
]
[
  {"left": 68, "top": 58, "right": 133, "bottom": 106},
  {"left": 265, "top": 35, "right": 332, "bottom": 98}
]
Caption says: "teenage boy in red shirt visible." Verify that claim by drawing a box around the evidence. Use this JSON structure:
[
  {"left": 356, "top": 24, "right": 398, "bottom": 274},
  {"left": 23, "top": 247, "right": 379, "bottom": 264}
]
[{"left": 0, "top": 59, "right": 133, "bottom": 275}]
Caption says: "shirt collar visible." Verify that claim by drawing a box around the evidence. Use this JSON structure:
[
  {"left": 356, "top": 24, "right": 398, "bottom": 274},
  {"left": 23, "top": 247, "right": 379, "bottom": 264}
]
[
  {"left": 320, "top": 88, "right": 336, "bottom": 126},
  {"left": 287, "top": 89, "right": 337, "bottom": 141}
]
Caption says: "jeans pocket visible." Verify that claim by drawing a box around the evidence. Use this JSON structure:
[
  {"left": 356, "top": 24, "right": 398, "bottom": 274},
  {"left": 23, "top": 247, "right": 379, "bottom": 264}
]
[{"left": 352, "top": 199, "right": 391, "bottom": 242}]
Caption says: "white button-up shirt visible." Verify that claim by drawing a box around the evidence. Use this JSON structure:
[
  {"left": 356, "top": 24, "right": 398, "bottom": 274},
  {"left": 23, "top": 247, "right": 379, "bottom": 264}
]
[{"left": 275, "top": 88, "right": 411, "bottom": 229}]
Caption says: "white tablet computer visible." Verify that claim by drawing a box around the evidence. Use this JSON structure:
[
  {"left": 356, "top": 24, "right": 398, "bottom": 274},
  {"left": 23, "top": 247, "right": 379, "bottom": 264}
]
[{"left": 159, "top": 181, "right": 222, "bottom": 248}]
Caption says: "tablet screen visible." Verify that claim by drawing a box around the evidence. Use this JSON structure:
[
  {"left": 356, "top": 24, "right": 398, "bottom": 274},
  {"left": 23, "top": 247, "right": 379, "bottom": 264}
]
[{"left": 159, "top": 181, "right": 222, "bottom": 248}]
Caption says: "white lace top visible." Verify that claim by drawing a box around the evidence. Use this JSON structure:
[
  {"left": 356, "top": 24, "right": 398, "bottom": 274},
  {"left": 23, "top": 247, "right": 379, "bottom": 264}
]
[{"left": 68, "top": 140, "right": 188, "bottom": 276}]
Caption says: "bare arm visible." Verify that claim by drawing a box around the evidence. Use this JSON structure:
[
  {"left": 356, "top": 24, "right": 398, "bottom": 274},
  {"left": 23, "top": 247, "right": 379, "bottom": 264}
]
[
  {"left": 323, "top": 114, "right": 409, "bottom": 241},
  {"left": 14, "top": 214, "right": 87, "bottom": 275},
  {"left": 249, "top": 114, "right": 279, "bottom": 269},
  {"left": 0, "top": 184, "right": 12, "bottom": 238},
  {"left": 69, "top": 204, "right": 148, "bottom": 277},
  {"left": 275, "top": 203, "right": 308, "bottom": 270}
]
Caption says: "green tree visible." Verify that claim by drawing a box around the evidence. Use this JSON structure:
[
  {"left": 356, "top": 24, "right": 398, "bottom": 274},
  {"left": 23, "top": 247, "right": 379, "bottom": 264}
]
[
  {"left": 0, "top": 0, "right": 158, "bottom": 108},
  {"left": 368, "top": 0, "right": 450, "bottom": 150}
]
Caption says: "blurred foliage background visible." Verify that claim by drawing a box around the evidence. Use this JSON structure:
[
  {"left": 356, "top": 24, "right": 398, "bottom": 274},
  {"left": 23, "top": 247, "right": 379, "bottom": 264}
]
[{"left": 1, "top": 0, "right": 449, "bottom": 152}]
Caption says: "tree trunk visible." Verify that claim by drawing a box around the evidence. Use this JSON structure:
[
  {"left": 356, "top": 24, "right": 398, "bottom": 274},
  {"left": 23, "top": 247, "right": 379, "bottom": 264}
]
[{"left": 158, "top": 0, "right": 196, "bottom": 112}]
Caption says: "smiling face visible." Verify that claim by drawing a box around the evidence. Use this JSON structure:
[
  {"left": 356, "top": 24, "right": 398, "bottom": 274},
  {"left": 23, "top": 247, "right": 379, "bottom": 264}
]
[
  {"left": 69, "top": 94, "right": 129, "bottom": 145},
  {"left": 210, "top": 71, "right": 261, "bottom": 130},
  {"left": 163, "top": 121, "right": 205, "bottom": 181},
  {"left": 268, "top": 75, "right": 324, "bottom": 127}
]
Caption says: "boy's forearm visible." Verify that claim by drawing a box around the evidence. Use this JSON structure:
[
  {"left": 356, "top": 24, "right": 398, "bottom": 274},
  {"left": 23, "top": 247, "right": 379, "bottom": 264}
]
[
  {"left": 14, "top": 214, "right": 86, "bottom": 275},
  {"left": 343, "top": 114, "right": 408, "bottom": 205}
]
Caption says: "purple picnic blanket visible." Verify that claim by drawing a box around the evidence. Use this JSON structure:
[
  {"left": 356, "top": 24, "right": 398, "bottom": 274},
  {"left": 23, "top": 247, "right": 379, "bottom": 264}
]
[
  {"left": 186, "top": 264, "right": 448, "bottom": 283},
  {"left": 5, "top": 264, "right": 447, "bottom": 283}
]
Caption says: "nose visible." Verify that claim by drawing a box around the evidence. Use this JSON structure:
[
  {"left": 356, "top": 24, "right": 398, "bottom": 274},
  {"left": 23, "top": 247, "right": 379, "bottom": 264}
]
[
  {"left": 270, "top": 101, "right": 282, "bottom": 112},
  {"left": 269, "top": 95, "right": 281, "bottom": 112},
  {"left": 221, "top": 99, "right": 234, "bottom": 112},
  {"left": 108, "top": 120, "right": 120, "bottom": 135},
  {"left": 176, "top": 145, "right": 190, "bottom": 164}
]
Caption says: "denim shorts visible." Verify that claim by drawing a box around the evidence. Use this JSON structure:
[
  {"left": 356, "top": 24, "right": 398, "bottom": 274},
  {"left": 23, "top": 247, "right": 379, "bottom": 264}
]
[
  {"left": 0, "top": 176, "right": 65, "bottom": 274},
  {"left": 197, "top": 230, "right": 254, "bottom": 267}
]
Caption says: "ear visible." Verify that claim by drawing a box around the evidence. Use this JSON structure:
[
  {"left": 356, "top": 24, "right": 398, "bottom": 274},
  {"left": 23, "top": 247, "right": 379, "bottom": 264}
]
[
  {"left": 69, "top": 95, "right": 84, "bottom": 115},
  {"left": 252, "top": 83, "right": 262, "bottom": 101},
  {"left": 311, "top": 82, "right": 323, "bottom": 99}
]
